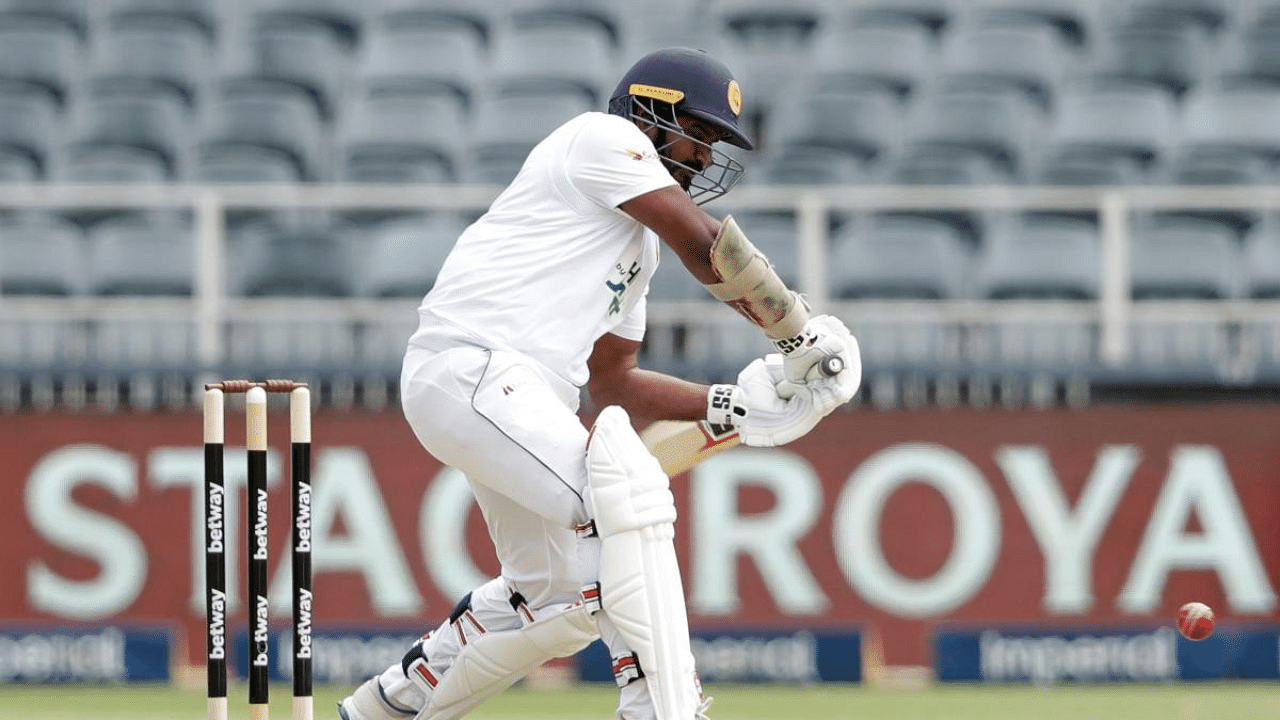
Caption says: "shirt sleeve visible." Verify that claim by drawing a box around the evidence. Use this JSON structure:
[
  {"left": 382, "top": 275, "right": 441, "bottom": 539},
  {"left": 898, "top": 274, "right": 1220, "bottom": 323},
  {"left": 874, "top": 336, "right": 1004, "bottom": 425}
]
[
  {"left": 565, "top": 114, "right": 679, "bottom": 210},
  {"left": 611, "top": 291, "right": 647, "bottom": 342}
]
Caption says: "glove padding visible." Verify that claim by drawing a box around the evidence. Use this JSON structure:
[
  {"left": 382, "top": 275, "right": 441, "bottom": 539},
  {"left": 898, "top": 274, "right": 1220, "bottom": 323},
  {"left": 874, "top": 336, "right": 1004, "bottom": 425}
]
[
  {"left": 773, "top": 314, "right": 860, "bottom": 387},
  {"left": 707, "top": 354, "right": 857, "bottom": 447}
]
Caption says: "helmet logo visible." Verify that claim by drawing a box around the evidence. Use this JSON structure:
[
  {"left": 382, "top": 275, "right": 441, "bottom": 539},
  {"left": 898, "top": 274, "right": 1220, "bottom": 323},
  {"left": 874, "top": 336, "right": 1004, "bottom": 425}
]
[
  {"left": 727, "top": 80, "right": 742, "bottom": 116},
  {"left": 630, "top": 83, "right": 685, "bottom": 104}
]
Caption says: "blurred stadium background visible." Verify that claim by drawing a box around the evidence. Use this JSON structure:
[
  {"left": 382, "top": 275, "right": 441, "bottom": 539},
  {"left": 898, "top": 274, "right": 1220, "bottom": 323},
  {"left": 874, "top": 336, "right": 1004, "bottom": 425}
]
[{"left": 1, "top": 0, "right": 1278, "bottom": 716}]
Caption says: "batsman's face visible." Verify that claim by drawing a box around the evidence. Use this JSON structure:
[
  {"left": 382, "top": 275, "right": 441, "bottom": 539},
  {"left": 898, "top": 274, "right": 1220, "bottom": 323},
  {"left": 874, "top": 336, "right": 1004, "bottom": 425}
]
[{"left": 660, "top": 115, "right": 729, "bottom": 191}]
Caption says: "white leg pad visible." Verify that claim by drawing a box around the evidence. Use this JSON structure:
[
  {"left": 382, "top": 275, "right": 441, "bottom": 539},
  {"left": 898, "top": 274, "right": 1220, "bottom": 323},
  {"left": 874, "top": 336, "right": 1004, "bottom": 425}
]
[
  {"left": 408, "top": 599, "right": 599, "bottom": 720},
  {"left": 587, "top": 406, "right": 700, "bottom": 720}
]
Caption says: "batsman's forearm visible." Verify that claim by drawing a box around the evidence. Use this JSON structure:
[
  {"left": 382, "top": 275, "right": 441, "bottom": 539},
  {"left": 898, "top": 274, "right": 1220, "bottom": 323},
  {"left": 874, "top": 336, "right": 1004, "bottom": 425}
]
[
  {"left": 592, "top": 368, "right": 710, "bottom": 423},
  {"left": 701, "top": 215, "right": 810, "bottom": 342}
]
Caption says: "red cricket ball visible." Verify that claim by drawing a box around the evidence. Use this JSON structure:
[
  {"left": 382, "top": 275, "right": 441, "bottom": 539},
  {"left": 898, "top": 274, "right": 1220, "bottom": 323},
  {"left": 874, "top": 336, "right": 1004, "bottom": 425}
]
[{"left": 1177, "top": 602, "right": 1215, "bottom": 640}]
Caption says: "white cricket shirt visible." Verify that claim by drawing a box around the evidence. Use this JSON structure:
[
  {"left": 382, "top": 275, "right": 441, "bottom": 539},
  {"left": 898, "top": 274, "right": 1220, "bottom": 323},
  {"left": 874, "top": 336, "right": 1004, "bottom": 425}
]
[{"left": 416, "top": 112, "right": 680, "bottom": 387}]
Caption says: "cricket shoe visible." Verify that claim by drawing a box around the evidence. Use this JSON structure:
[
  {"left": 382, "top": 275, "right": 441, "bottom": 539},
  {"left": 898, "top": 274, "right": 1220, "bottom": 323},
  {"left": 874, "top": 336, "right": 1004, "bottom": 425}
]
[{"left": 337, "top": 676, "right": 416, "bottom": 720}]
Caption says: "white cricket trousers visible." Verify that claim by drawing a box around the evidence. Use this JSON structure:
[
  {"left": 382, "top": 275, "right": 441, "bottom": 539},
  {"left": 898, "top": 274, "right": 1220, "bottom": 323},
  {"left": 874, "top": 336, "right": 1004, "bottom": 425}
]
[{"left": 389, "top": 333, "right": 656, "bottom": 720}]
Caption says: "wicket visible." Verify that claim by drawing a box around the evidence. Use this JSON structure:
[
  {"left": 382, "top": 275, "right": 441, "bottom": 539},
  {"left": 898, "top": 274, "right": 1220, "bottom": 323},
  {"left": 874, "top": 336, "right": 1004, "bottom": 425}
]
[{"left": 204, "top": 380, "right": 313, "bottom": 720}]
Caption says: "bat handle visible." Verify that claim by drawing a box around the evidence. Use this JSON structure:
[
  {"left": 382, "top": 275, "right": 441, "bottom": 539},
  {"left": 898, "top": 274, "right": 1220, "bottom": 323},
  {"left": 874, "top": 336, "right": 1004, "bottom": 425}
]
[{"left": 818, "top": 354, "right": 844, "bottom": 377}]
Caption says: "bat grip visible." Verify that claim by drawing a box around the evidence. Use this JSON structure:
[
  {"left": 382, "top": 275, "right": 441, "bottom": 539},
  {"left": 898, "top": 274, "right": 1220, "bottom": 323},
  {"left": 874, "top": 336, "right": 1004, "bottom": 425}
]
[{"left": 818, "top": 354, "right": 844, "bottom": 377}]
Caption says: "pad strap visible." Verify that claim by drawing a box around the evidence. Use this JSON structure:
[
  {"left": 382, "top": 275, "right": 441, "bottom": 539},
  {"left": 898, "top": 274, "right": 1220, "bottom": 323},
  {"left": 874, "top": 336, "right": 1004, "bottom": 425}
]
[
  {"left": 612, "top": 652, "right": 645, "bottom": 687},
  {"left": 406, "top": 593, "right": 600, "bottom": 720}
]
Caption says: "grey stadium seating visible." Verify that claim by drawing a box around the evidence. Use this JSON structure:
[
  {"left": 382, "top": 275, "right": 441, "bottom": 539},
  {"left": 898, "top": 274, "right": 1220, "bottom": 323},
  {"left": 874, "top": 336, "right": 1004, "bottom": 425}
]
[
  {"left": 0, "top": 13, "right": 83, "bottom": 105},
  {"left": 6, "top": 0, "right": 1280, "bottom": 401},
  {"left": 85, "top": 214, "right": 194, "bottom": 296},
  {"left": 360, "top": 213, "right": 466, "bottom": 298},
  {"left": 0, "top": 213, "right": 85, "bottom": 296},
  {"left": 828, "top": 215, "right": 971, "bottom": 300},
  {"left": 91, "top": 14, "right": 214, "bottom": 107}
]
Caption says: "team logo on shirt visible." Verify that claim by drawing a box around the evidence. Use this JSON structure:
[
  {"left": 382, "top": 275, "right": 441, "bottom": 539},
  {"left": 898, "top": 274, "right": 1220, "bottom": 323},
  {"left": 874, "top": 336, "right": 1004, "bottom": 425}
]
[
  {"left": 604, "top": 241, "right": 646, "bottom": 317},
  {"left": 605, "top": 260, "right": 641, "bottom": 316},
  {"left": 623, "top": 148, "right": 657, "bottom": 162}
]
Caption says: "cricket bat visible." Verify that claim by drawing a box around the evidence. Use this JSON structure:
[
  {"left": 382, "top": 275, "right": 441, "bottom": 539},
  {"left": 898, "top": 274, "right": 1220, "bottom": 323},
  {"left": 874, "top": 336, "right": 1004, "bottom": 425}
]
[
  {"left": 640, "top": 354, "right": 845, "bottom": 476},
  {"left": 640, "top": 419, "right": 741, "bottom": 476}
]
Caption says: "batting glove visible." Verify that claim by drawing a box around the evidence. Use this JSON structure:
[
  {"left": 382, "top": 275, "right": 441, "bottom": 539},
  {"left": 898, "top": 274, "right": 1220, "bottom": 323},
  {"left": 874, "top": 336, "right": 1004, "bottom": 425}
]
[
  {"left": 773, "top": 314, "right": 860, "bottom": 388},
  {"left": 706, "top": 357, "right": 824, "bottom": 447}
]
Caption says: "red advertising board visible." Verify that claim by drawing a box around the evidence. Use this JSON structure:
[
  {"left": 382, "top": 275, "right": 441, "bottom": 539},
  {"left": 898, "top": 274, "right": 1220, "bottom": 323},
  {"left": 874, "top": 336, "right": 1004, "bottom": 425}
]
[{"left": 2, "top": 405, "right": 1277, "bottom": 668}]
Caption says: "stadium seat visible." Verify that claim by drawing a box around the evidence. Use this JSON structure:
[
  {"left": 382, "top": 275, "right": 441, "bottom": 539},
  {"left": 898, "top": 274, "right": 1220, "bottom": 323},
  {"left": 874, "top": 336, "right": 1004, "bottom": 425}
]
[
  {"left": 0, "top": 14, "right": 81, "bottom": 105},
  {"left": 976, "top": 216, "right": 1101, "bottom": 299},
  {"left": 361, "top": 213, "right": 464, "bottom": 298},
  {"left": 0, "top": 213, "right": 84, "bottom": 295},
  {"left": 753, "top": 147, "right": 872, "bottom": 186},
  {"left": 828, "top": 215, "right": 970, "bottom": 299},
  {"left": 960, "top": 0, "right": 1096, "bottom": 45},
  {"left": 59, "top": 144, "right": 172, "bottom": 226},
  {"left": 201, "top": 78, "right": 325, "bottom": 180},
  {"left": 507, "top": 0, "right": 626, "bottom": 48},
  {"left": 91, "top": 13, "right": 214, "bottom": 106},
  {"left": 1179, "top": 84, "right": 1280, "bottom": 167},
  {"left": 835, "top": 0, "right": 951, "bottom": 35},
  {"left": 374, "top": 0, "right": 490, "bottom": 41},
  {"left": 241, "top": 16, "right": 351, "bottom": 118},
  {"left": 357, "top": 22, "right": 484, "bottom": 102},
  {"left": 1221, "top": 25, "right": 1280, "bottom": 86},
  {"left": 105, "top": 0, "right": 221, "bottom": 41},
  {"left": 1242, "top": 222, "right": 1280, "bottom": 298},
  {"left": 765, "top": 86, "right": 902, "bottom": 170},
  {"left": 62, "top": 139, "right": 171, "bottom": 183},
  {"left": 711, "top": 0, "right": 824, "bottom": 39},
  {"left": 1163, "top": 148, "right": 1268, "bottom": 235},
  {"left": 0, "top": 0, "right": 89, "bottom": 39},
  {"left": 902, "top": 86, "right": 1045, "bottom": 180},
  {"left": 196, "top": 145, "right": 302, "bottom": 183},
  {"left": 71, "top": 81, "right": 190, "bottom": 177},
  {"left": 883, "top": 145, "right": 1002, "bottom": 245},
  {"left": 488, "top": 21, "right": 617, "bottom": 105},
  {"left": 468, "top": 90, "right": 594, "bottom": 185},
  {"left": 233, "top": 223, "right": 354, "bottom": 297},
  {"left": 1109, "top": 0, "right": 1231, "bottom": 33},
  {"left": 1166, "top": 83, "right": 1280, "bottom": 234},
  {"left": 809, "top": 19, "right": 936, "bottom": 99},
  {"left": 1130, "top": 216, "right": 1239, "bottom": 299},
  {"left": 85, "top": 215, "right": 193, "bottom": 296},
  {"left": 936, "top": 22, "right": 1069, "bottom": 108},
  {"left": 0, "top": 86, "right": 61, "bottom": 175},
  {"left": 341, "top": 89, "right": 466, "bottom": 183},
  {"left": 250, "top": 0, "right": 362, "bottom": 46},
  {"left": 194, "top": 146, "right": 302, "bottom": 227},
  {"left": 1037, "top": 80, "right": 1178, "bottom": 184},
  {"left": 0, "top": 147, "right": 38, "bottom": 181},
  {"left": 1090, "top": 21, "right": 1208, "bottom": 97}
]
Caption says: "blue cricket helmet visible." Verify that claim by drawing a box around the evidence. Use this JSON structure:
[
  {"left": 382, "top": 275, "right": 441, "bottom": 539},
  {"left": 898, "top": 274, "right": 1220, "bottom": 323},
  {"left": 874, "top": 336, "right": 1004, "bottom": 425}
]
[{"left": 609, "top": 47, "right": 754, "bottom": 151}]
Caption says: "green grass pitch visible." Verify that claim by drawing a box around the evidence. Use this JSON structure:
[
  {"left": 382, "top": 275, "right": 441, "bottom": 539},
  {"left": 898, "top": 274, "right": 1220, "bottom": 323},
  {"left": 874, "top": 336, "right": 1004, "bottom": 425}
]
[{"left": 0, "top": 682, "right": 1277, "bottom": 720}]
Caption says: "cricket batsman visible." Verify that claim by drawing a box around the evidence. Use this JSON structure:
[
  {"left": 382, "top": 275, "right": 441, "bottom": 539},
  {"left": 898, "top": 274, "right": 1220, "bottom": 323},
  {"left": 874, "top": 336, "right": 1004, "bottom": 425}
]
[{"left": 339, "top": 46, "right": 861, "bottom": 720}]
